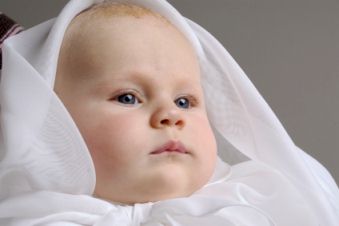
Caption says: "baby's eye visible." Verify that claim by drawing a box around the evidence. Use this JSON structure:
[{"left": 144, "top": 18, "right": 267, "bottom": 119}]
[
  {"left": 115, "top": 93, "right": 140, "bottom": 105},
  {"left": 175, "top": 97, "right": 191, "bottom": 109}
]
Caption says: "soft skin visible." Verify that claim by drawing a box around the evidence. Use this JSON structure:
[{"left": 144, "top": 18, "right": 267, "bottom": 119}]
[{"left": 55, "top": 13, "right": 217, "bottom": 204}]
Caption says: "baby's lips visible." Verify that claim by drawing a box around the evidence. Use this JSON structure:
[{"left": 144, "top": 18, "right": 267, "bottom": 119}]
[{"left": 150, "top": 140, "right": 189, "bottom": 154}]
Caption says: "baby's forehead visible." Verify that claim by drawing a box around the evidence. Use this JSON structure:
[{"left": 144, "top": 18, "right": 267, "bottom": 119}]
[{"left": 56, "top": 2, "right": 201, "bottom": 88}]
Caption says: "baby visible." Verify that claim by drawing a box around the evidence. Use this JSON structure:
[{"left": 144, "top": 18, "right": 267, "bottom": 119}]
[
  {"left": 0, "top": 0, "right": 337, "bottom": 225},
  {"left": 54, "top": 3, "right": 217, "bottom": 204}
]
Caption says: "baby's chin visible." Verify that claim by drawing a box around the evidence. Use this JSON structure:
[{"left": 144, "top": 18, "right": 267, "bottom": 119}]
[
  {"left": 92, "top": 154, "right": 217, "bottom": 204},
  {"left": 93, "top": 172, "right": 212, "bottom": 205}
]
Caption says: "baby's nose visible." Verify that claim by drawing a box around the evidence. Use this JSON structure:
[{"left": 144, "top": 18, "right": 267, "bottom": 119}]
[{"left": 150, "top": 107, "right": 185, "bottom": 129}]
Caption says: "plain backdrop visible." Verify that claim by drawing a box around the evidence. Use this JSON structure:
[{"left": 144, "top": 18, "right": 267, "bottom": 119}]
[{"left": 0, "top": 0, "right": 338, "bottom": 183}]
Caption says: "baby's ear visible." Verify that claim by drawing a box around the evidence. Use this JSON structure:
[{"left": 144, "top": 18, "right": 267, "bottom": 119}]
[{"left": 0, "top": 13, "right": 24, "bottom": 70}]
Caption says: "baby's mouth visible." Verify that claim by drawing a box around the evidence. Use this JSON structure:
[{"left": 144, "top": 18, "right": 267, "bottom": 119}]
[{"left": 150, "top": 140, "right": 189, "bottom": 155}]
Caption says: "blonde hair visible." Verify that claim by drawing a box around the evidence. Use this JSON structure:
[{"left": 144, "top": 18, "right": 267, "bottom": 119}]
[{"left": 73, "top": 1, "right": 170, "bottom": 25}]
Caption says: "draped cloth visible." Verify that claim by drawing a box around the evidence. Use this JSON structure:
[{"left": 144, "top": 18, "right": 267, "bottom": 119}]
[
  {"left": 0, "top": 12, "right": 23, "bottom": 69},
  {"left": 0, "top": 0, "right": 338, "bottom": 225}
]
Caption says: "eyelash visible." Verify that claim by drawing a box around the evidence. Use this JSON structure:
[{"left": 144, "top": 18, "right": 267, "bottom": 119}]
[
  {"left": 175, "top": 95, "right": 198, "bottom": 109},
  {"left": 112, "top": 90, "right": 142, "bottom": 106},
  {"left": 111, "top": 91, "right": 198, "bottom": 109}
]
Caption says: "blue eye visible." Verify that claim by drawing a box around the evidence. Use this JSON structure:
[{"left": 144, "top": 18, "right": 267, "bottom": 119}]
[
  {"left": 116, "top": 93, "right": 139, "bottom": 105},
  {"left": 175, "top": 97, "right": 190, "bottom": 109}
]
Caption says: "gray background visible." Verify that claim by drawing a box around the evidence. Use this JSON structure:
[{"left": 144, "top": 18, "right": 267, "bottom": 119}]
[{"left": 1, "top": 0, "right": 338, "bottom": 183}]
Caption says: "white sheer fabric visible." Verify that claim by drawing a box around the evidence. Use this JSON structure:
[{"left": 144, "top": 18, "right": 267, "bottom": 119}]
[{"left": 0, "top": 0, "right": 338, "bottom": 225}]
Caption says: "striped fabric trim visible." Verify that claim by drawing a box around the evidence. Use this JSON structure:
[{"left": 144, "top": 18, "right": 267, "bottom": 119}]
[{"left": 0, "top": 12, "right": 24, "bottom": 70}]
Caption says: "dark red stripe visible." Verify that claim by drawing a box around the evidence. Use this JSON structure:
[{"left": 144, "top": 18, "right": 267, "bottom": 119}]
[
  {"left": 0, "top": 24, "right": 23, "bottom": 44},
  {"left": 0, "top": 14, "right": 17, "bottom": 38}
]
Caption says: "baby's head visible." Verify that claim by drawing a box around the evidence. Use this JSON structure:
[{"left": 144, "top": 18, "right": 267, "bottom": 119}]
[{"left": 54, "top": 2, "right": 217, "bottom": 204}]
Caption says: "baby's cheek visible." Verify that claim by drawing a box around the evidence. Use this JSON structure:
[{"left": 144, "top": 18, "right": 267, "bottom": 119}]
[
  {"left": 191, "top": 113, "right": 216, "bottom": 147},
  {"left": 87, "top": 112, "right": 145, "bottom": 158},
  {"left": 84, "top": 113, "right": 139, "bottom": 173},
  {"left": 190, "top": 114, "right": 217, "bottom": 169}
]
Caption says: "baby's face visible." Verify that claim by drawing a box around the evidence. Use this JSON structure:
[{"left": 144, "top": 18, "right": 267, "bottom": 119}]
[{"left": 55, "top": 14, "right": 217, "bottom": 204}]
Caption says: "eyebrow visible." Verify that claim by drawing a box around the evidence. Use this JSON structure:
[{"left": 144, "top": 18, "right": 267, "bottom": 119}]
[
  {"left": 92, "top": 69, "right": 202, "bottom": 94},
  {"left": 95, "top": 70, "right": 151, "bottom": 84},
  {"left": 90, "top": 71, "right": 152, "bottom": 92}
]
